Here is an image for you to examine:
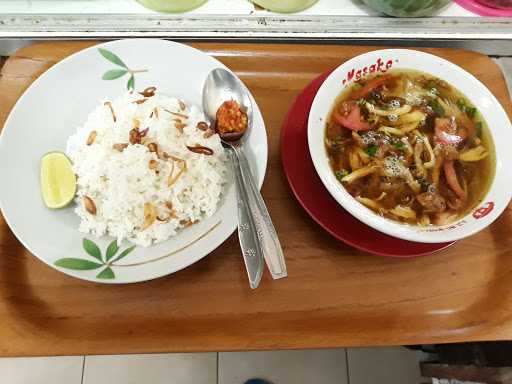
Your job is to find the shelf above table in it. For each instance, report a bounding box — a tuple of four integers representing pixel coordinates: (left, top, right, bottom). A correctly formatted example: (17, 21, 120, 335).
(1, 0, 511, 40)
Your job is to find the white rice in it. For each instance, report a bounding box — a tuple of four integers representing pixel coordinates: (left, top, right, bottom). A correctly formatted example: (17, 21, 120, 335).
(66, 90, 227, 247)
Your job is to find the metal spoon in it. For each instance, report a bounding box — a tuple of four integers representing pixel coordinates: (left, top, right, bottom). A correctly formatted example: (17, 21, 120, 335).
(203, 68, 287, 288)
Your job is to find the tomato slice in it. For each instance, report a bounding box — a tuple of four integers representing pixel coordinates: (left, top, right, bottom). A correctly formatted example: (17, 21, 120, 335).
(351, 75, 391, 100)
(333, 103, 371, 132)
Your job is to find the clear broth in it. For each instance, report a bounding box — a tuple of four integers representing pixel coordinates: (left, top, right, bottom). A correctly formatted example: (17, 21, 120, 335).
(325, 69, 496, 226)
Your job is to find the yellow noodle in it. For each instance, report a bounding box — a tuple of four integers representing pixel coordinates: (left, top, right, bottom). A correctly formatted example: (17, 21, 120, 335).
(460, 146, 488, 162)
(378, 126, 404, 136)
(356, 196, 382, 211)
(399, 111, 426, 125)
(400, 121, 420, 134)
(365, 102, 412, 117)
(422, 135, 436, 169)
(342, 165, 378, 183)
(389, 205, 417, 220)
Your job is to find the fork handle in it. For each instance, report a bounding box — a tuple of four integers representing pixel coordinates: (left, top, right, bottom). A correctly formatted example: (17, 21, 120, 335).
(228, 149, 264, 289)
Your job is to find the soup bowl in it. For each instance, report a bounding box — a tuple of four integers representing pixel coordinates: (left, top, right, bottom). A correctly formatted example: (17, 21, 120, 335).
(308, 49, 512, 243)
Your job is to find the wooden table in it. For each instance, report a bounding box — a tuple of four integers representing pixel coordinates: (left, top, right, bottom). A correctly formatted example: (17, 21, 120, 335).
(0, 42, 511, 357)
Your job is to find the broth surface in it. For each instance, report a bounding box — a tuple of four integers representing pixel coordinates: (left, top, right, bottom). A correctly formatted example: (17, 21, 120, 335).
(325, 69, 495, 226)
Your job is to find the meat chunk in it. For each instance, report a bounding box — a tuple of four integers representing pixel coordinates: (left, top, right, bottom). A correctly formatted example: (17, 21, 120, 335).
(447, 196, 464, 210)
(440, 144, 459, 161)
(327, 122, 343, 138)
(416, 191, 446, 213)
(434, 117, 467, 146)
(444, 160, 466, 201)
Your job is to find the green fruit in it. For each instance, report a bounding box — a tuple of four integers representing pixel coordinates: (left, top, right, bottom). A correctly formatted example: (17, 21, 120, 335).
(251, 0, 319, 13)
(137, 0, 208, 12)
(40, 151, 76, 209)
(361, 0, 451, 17)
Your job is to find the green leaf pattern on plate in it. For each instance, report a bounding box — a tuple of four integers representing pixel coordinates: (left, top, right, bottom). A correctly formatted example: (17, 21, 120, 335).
(102, 69, 128, 80)
(83, 238, 102, 261)
(98, 48, 146, 91)
(111, 245, 136, 263)
(55, 258, 103, 270)
(127, 75, 135, 91)
(55, 238, 136, 280)
(98, 48, 127, 68)
(106, 240, 119, 262)
(96, 267, 115, 280)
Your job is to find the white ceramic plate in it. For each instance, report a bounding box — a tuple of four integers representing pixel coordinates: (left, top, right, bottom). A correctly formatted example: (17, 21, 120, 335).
(308, 49, 512, 243)
(0, 39, 267, 283)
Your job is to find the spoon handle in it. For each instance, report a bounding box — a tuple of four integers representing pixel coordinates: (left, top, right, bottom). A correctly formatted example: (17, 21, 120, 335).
(232, 146, 287, 280)
(229, 149, 264, 289)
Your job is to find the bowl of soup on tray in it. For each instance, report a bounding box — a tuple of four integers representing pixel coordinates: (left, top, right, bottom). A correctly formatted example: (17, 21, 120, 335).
(308, 49, 512, 243)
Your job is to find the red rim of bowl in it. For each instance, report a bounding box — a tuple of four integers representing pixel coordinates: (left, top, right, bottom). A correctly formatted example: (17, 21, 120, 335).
(453, 0, 512, 16)
(280, 69, 455, 258)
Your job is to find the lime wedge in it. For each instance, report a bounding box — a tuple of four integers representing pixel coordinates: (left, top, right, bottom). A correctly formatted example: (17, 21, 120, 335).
(40, 151, 76, 209)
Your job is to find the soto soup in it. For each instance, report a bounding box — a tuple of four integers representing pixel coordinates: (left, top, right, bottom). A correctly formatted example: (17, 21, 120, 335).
(325, 69, 495, 226)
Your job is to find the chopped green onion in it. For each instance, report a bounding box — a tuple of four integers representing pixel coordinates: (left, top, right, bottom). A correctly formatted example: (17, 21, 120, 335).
(457, 98, 477, 117)
(475, 122, 483, 137)
(429, 99, 445, 117)
(335, 170, 348, 181)
(393, 141, 406, 151)
(427, 82, 439, 96)
(365, 145, 378, 157)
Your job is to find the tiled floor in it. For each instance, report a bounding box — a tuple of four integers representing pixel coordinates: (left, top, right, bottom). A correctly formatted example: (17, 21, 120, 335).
(83, 353, 217, 384)
(219, 349, 349, 384)
(347, 347, 423, 384)
(0, 347, 424, 384)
